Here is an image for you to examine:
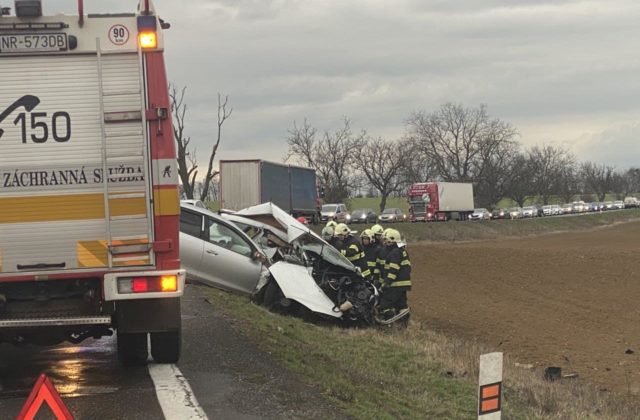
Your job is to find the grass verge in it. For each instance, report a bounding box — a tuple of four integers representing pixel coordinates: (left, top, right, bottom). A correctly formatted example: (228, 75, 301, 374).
(200, 287, 640, 419)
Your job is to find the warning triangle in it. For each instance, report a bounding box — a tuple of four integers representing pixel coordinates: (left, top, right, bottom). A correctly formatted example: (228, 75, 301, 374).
(17, 373, 74, 420)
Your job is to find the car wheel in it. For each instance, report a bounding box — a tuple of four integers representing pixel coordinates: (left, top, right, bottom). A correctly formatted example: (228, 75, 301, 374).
(263, 280, 284, 309)
(117, 331, 148, 366)
(151, 329, 181, 363)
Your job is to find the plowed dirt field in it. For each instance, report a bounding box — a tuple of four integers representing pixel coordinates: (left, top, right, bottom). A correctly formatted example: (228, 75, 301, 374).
(409, 220, 640, 394)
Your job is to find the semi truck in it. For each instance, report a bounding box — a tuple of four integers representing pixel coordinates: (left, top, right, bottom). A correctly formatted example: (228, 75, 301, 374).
(220, 159, 321, 223)
(408, 182, 474, 221)
(0, 0, 184, 365)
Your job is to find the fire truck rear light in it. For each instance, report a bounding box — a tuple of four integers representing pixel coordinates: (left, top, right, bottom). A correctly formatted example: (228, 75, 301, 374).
(139, 32, 157, 48)
(132, 277, 149, 292)
(117, 275, 180, 294)
(161, 275, 177, 292)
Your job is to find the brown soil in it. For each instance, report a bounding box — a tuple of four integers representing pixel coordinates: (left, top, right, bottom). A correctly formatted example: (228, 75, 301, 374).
(409, 220, 640, 395)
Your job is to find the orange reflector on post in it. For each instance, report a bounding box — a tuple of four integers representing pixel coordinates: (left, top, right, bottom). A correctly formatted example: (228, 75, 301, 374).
(161, 275, 178, 292)
(139, 31, 157, 48)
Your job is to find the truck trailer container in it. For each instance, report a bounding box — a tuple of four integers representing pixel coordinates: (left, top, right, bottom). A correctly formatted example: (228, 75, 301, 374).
(220, 159, 320, 222)
(408, 182, 474, 221)
(0, 0, 184, 365)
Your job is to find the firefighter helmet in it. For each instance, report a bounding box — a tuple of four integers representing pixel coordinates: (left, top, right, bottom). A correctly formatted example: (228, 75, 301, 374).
(360, 229, 373, 240)
(334, 223, 350, 237)
(384, 228, 401, 243)
(371, 224, 384, 236)
(321, 226, 334, 240)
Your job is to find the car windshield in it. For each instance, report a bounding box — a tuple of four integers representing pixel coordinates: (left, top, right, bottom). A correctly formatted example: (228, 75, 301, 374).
(322, 205, 337, 212)
(474, 208, 486, 212)
(509, 208, 519, 212)
(523, 207, 534, 210)
(299, 237, 355, 272)
(382, 208, 397, 214)
(351, 209, 365, 217)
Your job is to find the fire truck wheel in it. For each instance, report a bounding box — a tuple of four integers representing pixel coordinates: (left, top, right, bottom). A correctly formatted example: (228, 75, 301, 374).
(117, 331, 148, 366)
(151, 330, 181, 363)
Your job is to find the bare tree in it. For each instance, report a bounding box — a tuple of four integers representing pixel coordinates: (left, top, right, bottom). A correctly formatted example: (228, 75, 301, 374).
(406, 103, 518, 183)
(286, 118, 365, 203)
(200, 94, 232, 202)
(353, 137, 407, 212)
(581, 162, 616, 201)
(170, 88, 232, 201)
(528, 145, 574, 205)
(502, 153, 535, 207)
(396, 137, 437, 187)
(170, 85, 197, 199)
(474, 137, 520, 208)
(555, 161, 579, 203)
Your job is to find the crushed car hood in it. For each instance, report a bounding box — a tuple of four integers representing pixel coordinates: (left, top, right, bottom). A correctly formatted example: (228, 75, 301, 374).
(269, 262, 342, 318)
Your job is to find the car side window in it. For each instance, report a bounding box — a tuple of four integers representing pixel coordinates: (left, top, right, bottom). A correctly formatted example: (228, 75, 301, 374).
(180, 210, 202, 238)
(206, 218, 253, 258)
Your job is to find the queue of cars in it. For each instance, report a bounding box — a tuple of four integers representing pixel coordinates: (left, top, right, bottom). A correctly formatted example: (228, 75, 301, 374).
(321, 203, 407, 224)
(486, 199, 633, 220)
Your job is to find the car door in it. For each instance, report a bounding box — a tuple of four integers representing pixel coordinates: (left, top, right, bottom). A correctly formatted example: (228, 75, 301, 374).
(179, 209, 206, 281)
(199, 216, 263, 294)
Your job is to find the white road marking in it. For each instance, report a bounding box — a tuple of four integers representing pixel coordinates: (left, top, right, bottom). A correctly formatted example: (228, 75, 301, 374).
(148, 364, 208, 420)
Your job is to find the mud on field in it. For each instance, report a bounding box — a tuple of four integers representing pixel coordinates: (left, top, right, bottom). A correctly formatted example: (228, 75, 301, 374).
(409, 220, 640, 395)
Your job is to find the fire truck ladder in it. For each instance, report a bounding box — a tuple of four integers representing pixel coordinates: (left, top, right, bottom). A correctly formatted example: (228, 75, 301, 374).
(96, 39, 154, 269)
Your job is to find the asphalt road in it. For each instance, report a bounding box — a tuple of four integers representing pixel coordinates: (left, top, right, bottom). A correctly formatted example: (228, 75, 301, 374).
(0, 284, 345, 419)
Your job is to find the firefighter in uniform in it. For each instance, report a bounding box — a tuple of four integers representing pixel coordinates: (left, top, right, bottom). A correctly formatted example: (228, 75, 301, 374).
(334, 223, 366, 275)
(325, 220, 338, 229)
(370, 224, 384, 245)
(379, 228, 411, 317)
(359, 229, 379, 281)
(375, 227, 393, 281)
(321, 225, 336, 246)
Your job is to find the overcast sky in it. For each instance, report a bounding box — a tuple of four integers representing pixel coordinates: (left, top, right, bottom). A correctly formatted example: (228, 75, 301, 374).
(44, 0, 640, 170)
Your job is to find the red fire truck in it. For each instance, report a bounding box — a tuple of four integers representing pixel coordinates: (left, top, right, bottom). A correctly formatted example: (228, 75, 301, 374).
(0, 1, 184, 365)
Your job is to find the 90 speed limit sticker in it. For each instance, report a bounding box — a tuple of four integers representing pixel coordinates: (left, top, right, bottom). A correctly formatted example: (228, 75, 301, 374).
(108, 24, 130, 46)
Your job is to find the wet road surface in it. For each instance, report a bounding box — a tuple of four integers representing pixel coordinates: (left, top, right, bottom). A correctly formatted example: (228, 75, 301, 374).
(0, 284, 344, 419)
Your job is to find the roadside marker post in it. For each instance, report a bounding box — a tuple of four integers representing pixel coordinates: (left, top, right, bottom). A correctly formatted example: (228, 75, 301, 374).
(16, 373, 74, 420)
(478, 352, 503, 419)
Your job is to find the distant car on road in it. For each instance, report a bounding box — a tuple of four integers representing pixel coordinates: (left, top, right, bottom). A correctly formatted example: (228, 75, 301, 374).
(613, 200, 625, 210)
(378, 208, 406, 223)
(588, 202, 601, 212)
(349, 208, 378, 224)
(624, 197, 639, 208)
(561, 203, 574, 214)
(508, 207, 522, 219)
(491, 208, 508, 219)
(542, 205, 559, 216)
(320, 203, 350, 223)
(521, 206, 537, 218)
(469, 208, 491, 220)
